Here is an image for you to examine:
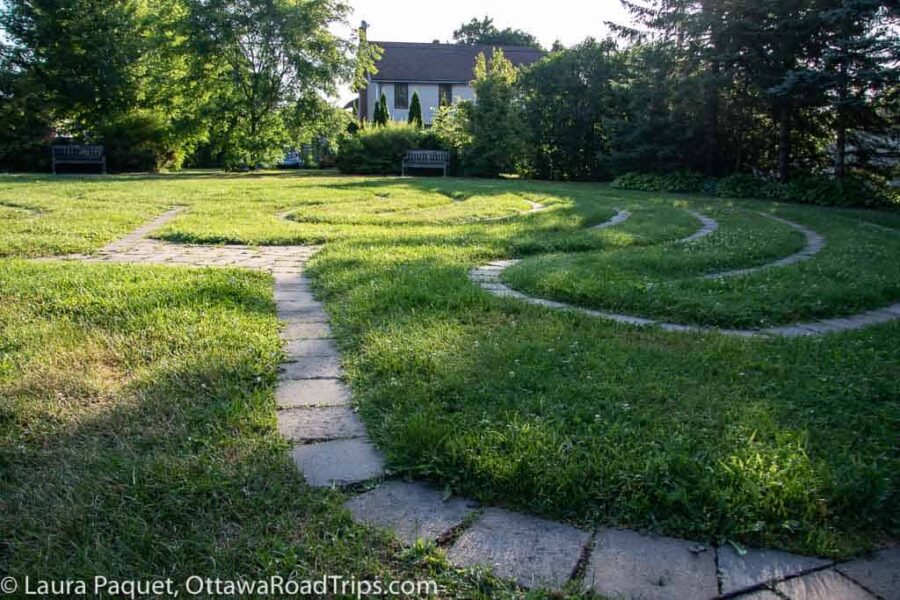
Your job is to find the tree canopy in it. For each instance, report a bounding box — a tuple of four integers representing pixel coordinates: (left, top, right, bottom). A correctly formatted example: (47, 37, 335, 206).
(453, 16, 541, 49)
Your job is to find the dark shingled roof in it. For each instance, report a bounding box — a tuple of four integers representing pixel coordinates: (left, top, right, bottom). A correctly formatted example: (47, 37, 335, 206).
(369, 42, 544, 83)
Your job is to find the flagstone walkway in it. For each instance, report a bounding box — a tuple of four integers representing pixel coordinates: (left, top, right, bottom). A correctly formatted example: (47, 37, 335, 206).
(56, 208, 897, 599)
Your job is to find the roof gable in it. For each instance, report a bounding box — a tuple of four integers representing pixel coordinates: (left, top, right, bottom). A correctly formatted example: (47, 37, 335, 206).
(369, 42, 544, 83)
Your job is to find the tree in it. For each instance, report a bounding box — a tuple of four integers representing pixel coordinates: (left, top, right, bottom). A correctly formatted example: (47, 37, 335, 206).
(373, 92, 389, 126)
(453, 16, 541, 49)
(407, 91, 423, 128)
(520, 39, 622, 180)
(0, 0, 146, 136)
(464, 49, 525, 176)
(812, 0, 899, 179)
(186, 0, 349, 165)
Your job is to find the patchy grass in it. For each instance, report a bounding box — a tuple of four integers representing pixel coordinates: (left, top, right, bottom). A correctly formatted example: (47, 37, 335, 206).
(1, 172, 898, 577)
(0, 259, 528, 598)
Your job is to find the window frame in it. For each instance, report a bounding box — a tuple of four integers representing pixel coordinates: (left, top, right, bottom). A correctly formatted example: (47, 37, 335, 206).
(438, 83, 453, 107)
(394, 83, 409, 110)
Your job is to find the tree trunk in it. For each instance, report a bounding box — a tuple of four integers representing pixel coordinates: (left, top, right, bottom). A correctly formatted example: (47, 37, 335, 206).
(777, 103, 792, 183)
(834, 63, 849, 181)
(705, 61, 720, 176)
(835, 114, 846, 181)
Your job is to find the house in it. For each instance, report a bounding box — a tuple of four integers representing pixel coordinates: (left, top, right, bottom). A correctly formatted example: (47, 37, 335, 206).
(358, 35, 544, 125)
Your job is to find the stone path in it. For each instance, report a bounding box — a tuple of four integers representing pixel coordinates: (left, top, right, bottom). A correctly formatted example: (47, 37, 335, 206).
(679, 210, 720, 243)
(469, 211, 900, 338)
(63, 208, 386, 488)
(478, 198, 548, 222)
(704, 213, 825, 279)
(594, 208, 632, 230)
(56, 209, 898, 598)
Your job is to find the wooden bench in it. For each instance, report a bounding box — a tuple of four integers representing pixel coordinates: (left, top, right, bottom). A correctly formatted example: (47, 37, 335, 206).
(402, 150, 449, 177)
(52, 145, 107, 174)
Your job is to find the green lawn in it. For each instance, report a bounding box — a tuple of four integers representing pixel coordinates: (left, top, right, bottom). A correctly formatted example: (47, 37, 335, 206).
(1, 173, 898, 590)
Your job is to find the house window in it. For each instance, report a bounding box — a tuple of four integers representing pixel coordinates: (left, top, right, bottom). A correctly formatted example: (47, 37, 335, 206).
(439, 84, 453, 107)
(394, 83, 409, 110)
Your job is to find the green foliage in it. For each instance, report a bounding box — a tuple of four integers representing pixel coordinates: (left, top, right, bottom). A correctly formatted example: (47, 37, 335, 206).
(612, 171, 707, 193)
(452, 16, 541, 49)
(463, 49, 525, 177)
(781, 173, 899, 208)
(352, 25, 382, 93)
(614, 171, 899, 208)
(715, 174, 775, 199)
(520, 39, 620, 180)
(373, 92, 390, 126)
(100, 110, 184, 172)
(407, 92, 423, 128)
(185, 0, 348, 166)
(335, 123, 445, 175)
(0, 0, 350, 171)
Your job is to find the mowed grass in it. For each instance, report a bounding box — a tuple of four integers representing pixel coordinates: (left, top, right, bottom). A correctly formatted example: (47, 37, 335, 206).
(1, 172, 898, 574)
(0, 259, 525, 598)
(505, 202, 900, 327)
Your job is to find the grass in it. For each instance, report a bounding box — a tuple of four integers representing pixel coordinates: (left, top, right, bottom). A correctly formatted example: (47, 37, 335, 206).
(0, 259, 525, 598)
(505, 202, 900, 327)
(1, 172, 898, 588)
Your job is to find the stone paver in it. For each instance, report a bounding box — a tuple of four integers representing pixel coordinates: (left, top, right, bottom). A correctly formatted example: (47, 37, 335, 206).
(718, 545, 831, 596)
(775, 569, 875, 600)
(836, 546, 900, 600)
(447, 508, 591, 591)
(285, 337, 339, 357)
(277, 406, 367, 441)
(291, 439, 386, 487)
(276, 378, 351, 408)
(280, 355, 342, 379)
(345, 481, 477, 545)
(582, 529, 718, 600)
(281, 321, 333, 340)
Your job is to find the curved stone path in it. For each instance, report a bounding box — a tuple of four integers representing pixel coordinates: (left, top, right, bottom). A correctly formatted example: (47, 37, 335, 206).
(704, 213, 825, 280)
(593, 208, 632, 230)
(679, 210, 720, 243)
(52, 208, 898, 598)
(477, 198, 548, 222)
(470, 210, 900, 338)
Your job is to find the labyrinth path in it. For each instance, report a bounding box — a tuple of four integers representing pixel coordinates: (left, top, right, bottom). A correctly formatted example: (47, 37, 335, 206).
(471, 207, 900, 337)
(53, 204, 898, 598)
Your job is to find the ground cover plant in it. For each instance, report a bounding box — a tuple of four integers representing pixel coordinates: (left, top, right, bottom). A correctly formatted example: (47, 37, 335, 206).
(1, 172, 898, 591)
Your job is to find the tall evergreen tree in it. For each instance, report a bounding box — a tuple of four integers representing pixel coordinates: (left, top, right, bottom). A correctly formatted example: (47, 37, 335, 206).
(407, 91, 423, 128)
(373, 92, 389, 126)
(812, 0, 899, 179)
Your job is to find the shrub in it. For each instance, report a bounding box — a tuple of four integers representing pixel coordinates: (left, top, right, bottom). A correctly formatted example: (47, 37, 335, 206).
(715, 174, 771, 198)
(622, 170, 900, 209)
(612, 171, 706, 193)
(408, 92, 423, 128)
(100, 110, 183, 172)
(336, 123, 446, 175)
(782, 173, 899, 208)
(373, 93, 390, 126)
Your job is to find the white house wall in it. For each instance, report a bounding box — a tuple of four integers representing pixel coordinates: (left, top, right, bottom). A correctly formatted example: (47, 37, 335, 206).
(367, 82, 475, 124)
